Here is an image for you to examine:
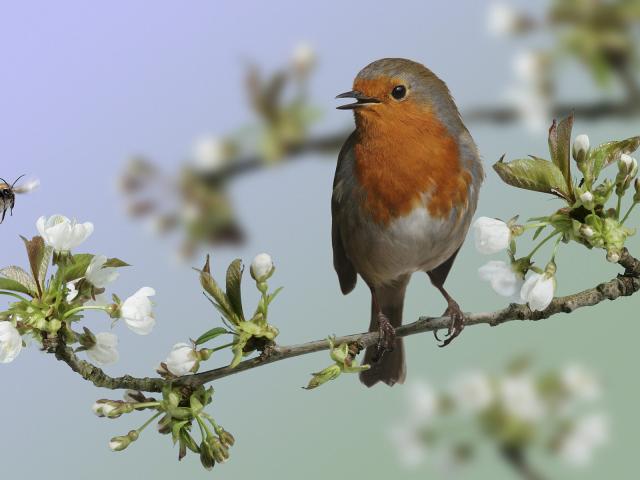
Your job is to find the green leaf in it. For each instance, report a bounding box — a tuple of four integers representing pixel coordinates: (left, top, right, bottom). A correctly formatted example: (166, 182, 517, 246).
(194, 327, 229, 346)
(61, 254, 94, 282)
(548, 114, 574, 196)
(590, 136, 640, 181)
(198, 255, 234, 321)
(104, 257, 130, 268)
(20, 235, 46, 295)
(267, 286, 284, 305)
(38, 246, 53, 289)
(0, 266, 37, 295)
(225, 259, 244, 321)
(532, 225, 546, 241)
(493, 156, 571, 200)
(0, 277, 34, 296)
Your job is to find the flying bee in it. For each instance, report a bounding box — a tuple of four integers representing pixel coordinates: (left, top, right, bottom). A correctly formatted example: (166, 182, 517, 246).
(0, 175, 39, 223)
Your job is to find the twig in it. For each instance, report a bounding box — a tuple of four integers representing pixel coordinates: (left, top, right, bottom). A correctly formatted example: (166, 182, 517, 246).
(51, 249, 640, 393)
(500, 445, 548, 480)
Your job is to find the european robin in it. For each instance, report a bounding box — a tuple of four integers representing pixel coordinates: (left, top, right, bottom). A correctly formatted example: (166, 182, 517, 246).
(332, 58, 484, 387)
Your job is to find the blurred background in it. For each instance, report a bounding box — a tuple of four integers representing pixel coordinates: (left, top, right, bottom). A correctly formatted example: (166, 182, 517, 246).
(1, 0, 639, 478)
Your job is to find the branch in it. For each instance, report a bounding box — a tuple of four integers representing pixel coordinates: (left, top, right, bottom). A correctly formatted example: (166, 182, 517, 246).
(53, 249, 640, 392)
(500, 445, 548, 480)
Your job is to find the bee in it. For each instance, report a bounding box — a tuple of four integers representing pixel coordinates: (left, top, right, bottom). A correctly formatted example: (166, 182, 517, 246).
(1, 175, 39, 223)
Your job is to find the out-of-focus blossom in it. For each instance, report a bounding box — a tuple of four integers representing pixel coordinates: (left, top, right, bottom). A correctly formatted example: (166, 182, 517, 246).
(291, 42, 316, 74)
(120, 287, 156, 335)
(36, 215, 94, 253)
(87, 332, 119, 365)
(559, 413, 609, 467)
(0, 322, 22, 363)
(164, 343, 198, 376)
(473, 217, 511, 254)
(520, 272, 555, 311)
(85, 255, 119, 288)
(450, 371, 494, 413)
(487, 2, 519, 36)
(389, 423, 427, 468)
(561, 364, 601, 402)
(408, 381, 439, 423)
(478, 260, 523, 301)
(499, 375, 544, 422)
(506, 51, 550, 132)
(192, 135, 229, 172)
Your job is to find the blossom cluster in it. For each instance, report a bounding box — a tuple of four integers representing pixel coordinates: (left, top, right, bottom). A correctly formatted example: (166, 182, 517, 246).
(475, 116, 639, 310)
(0, 214, 155, 365)
(390, 360, 609, 473)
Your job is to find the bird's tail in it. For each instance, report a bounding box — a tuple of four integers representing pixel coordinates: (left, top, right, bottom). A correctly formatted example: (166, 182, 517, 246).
(360, 282, 408, 387)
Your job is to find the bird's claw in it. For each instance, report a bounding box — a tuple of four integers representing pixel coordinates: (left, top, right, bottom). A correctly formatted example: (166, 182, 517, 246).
(438, 301, 465, 348)
(373, 313, 395, 363)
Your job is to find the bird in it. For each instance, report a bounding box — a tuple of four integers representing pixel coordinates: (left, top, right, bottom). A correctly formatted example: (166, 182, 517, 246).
(332, 58, 484, 387)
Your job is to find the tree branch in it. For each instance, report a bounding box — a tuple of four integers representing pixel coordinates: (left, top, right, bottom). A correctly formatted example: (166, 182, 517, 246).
(52, 249, 640, 393)
(199, 101, 640, 186)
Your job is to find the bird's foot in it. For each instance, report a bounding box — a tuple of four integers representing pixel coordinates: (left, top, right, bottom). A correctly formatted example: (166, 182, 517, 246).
(373, 313, 395, 363)
(437, 299, 465, 348)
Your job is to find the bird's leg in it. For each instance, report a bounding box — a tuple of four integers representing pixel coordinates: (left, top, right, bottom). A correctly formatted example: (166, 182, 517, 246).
(369, 286, 396, 362)
(433, 283, 465, 348)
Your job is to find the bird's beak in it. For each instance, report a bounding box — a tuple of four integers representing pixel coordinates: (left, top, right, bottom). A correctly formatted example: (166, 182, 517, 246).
(335, 90, 380, 110)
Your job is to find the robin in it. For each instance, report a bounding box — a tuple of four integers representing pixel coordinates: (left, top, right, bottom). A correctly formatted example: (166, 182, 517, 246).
(332, 58, 484, 387)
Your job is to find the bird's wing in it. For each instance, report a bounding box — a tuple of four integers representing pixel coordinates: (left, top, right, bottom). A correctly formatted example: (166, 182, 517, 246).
(332, 131, 358, 295)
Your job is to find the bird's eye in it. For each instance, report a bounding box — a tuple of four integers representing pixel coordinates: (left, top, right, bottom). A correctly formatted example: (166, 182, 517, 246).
(391, 85, 407, 100)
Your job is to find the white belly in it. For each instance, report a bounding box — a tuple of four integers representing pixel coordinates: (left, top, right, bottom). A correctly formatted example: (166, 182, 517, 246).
(344, 205, 469, 285)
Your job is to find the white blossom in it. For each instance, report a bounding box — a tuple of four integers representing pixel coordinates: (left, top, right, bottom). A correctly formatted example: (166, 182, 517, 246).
(0, 322, 22, 363)
(559, 413, 609, 467)
(36, 215, 93, 253)
(450, 371, 494, 413)
(478, 261, 524, 301)
(561, 364, 601, 402)
(87, 332, 119, 365)
(520, 272, 555, 311)
(120, 287, 156, 335)
(487, 2, 519, 36)
(473, 216, 511, 254)
(250, 253, 275, 282)
(66, 281, 79, 303)
(85, 255, 119, 288)
(499, 375, 544, 422)
(165, 342, 198, 376)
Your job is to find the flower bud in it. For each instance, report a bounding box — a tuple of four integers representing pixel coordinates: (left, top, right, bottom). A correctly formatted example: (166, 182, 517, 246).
(200, 441, 216, 470)
(619, 154, 634, 172)
(109, 430, 138, 452)
(250, 253, 275, 282)
(208, 437, 230, 463)
(606, 249, 620, 263)
(573, 134, 589, 162)
(580, 225, 594, 238)
(580, 191, 595, 210)
(217, 428, 235, 447)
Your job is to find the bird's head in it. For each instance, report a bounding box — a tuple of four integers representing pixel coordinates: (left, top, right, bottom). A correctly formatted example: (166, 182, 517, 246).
(336, 58, 456, 130)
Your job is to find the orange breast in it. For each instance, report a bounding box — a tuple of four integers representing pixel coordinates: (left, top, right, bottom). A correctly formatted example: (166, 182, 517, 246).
(353, 101, 472, 225)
